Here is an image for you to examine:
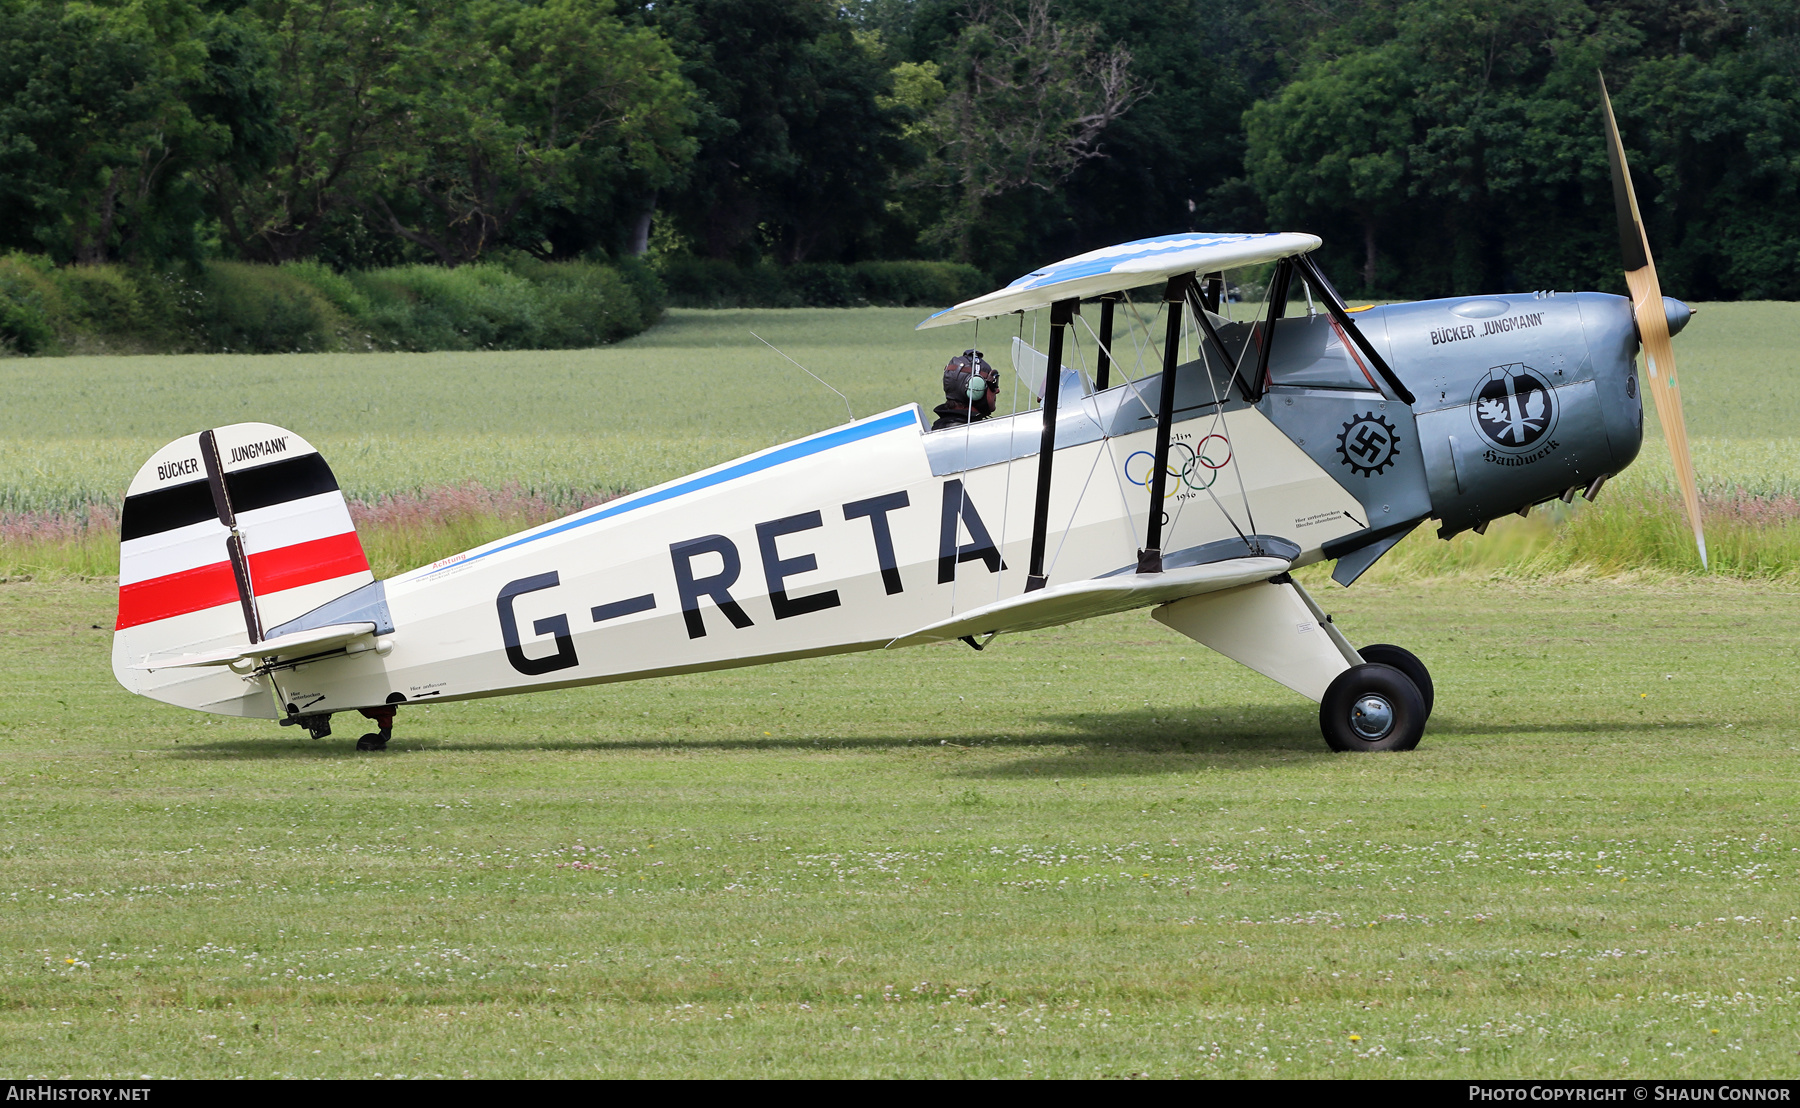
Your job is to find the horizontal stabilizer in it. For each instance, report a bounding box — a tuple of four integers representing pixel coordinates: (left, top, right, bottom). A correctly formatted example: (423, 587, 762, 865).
(886, 557, 1290, 649)
(133, 621, 381, 671)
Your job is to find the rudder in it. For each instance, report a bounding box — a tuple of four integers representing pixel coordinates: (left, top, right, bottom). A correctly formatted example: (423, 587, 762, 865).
(113, 423, 373, 716)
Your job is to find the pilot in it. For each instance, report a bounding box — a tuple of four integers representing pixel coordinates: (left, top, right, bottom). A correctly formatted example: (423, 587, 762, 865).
(931, 349, 1000, 431)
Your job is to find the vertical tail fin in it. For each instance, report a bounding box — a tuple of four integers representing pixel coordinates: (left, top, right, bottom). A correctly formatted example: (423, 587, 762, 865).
(113, 423, 372, 716)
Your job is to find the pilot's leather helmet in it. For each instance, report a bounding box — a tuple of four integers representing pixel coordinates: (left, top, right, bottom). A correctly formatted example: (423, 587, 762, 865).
(942, 349, 999, 413)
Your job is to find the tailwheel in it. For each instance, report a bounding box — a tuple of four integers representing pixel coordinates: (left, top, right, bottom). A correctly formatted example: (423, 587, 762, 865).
(1319, 663, 1425, 752)
(1357, 643, 1433, 719)
(355, 705, 396, 752)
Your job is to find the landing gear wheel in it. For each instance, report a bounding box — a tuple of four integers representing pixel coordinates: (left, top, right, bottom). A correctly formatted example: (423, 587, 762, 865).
(354, 705, 397, 751)
(1358, 643, 1433, 719)
(1319, 663, 1425, 753)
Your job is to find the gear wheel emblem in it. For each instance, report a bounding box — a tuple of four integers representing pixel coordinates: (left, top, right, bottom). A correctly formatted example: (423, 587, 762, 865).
(1337, 413, 1400, 477)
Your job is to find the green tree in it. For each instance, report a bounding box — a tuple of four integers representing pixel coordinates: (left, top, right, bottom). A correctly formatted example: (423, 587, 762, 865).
(368, 0, 695, 266)
(1242, 0, 1800, 299)
(656, 0, 912, 263)
(202, 0, 427, 265)
(864, 0, 1259, 280)
(910, 0, 1141, 264)
(1615, 10, 1800, 299)
(1244, 44, 1417, 292)
(1051, 0, 1260, 255)
(0, 0, 276, 264)
(202, 0, 695, 268)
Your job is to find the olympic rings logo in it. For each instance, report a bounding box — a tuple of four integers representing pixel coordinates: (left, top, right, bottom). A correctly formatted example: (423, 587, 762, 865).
(1124, 435, 1232, 497)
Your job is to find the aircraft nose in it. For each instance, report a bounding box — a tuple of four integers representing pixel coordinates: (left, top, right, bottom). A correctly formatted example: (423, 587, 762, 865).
(1575, 291, 1647, 480)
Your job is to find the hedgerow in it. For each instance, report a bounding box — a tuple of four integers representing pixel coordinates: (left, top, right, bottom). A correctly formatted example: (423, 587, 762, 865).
(0, 253, 664, 356)
(658, 258, 987, 309)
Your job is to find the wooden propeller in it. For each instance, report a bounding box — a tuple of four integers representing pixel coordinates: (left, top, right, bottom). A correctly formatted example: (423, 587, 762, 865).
(1600, 74, 1707, 569)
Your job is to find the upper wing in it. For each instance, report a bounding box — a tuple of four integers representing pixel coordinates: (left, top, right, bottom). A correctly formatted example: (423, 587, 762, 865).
(884, 556, 1291, 648)
(916, 232, 1321, 330)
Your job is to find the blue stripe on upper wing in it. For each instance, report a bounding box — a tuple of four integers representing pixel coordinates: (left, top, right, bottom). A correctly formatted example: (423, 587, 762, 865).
(1004, 233, 1270, 291)
(410, 407, 923, 578)
(916, 232, 1281, 327)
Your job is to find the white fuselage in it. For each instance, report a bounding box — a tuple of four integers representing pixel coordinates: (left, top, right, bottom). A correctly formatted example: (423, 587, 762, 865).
(255, 387, 1368, 718)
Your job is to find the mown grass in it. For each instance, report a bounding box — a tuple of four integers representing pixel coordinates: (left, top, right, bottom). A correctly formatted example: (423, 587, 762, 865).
(3, 576, 1798, 1077)
(4, 303, 1800, 1077)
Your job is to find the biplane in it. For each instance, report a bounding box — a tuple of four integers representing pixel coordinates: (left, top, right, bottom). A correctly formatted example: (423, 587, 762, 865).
(112, 81, 1704, 753)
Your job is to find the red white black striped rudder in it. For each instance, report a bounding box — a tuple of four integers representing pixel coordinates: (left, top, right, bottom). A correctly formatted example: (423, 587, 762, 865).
(112, 423, 373, 718)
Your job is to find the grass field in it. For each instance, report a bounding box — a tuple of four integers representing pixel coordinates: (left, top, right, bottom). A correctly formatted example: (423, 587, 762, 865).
(4, 576, 1799, 1077)
(6, 301, 1800, 511)
(5, 302, 1800, 579)
(0, 308, 971, 516)
(4, 302, 1800, 1078)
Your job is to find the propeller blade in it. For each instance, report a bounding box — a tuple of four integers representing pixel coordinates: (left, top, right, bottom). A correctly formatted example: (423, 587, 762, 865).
(1600, 73, 1707, 569)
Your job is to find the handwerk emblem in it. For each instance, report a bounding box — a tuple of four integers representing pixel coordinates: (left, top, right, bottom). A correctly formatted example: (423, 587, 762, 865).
(1471, 364, 1557, 451)
(1336, 413, 1400, 477)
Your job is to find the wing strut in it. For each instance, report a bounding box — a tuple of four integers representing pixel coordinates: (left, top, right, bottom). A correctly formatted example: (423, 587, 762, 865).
(1025, 297, 1079, 591)
(1139, 273, 1194, 573)
(1184, 282, 1256, 401)
(1250, 260, 1293, 400)
(1200, 274, 1224, 313)
(1291, 255, 1416, 405)
(1093, 294, 1117, 390)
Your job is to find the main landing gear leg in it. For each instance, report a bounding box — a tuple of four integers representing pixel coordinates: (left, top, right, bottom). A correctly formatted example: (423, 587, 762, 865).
(356, 706, 396, 751)
(1151, 573, 1433, 752)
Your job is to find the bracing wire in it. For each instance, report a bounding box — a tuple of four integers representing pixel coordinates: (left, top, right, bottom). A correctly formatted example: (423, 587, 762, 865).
(1199, 298, 1261, 539)
(1072, 310, 1150, 554)
(1166, 304, 1250, 546)
(1186, 289, 1266, 537)
(1115, 292, 1190, 549)
(1069, 315, 1108, 434)
(994, 312, 1027, 601)
(1038, 321, 1108, 580)
(749, 332, 855, 423)
(1046, 435, 1109, 579)
(1099, 297, 1161, 421)
(1120, 291, 1168, 389)
(949, 318, 980, 614)
(1009, 308, 1126, 587)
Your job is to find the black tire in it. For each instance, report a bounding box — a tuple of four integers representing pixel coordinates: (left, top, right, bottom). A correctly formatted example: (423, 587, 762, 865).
(1319, 663, 1426, 753)
(1358, 643, 1433, 719)
(355, 732, 389, 752)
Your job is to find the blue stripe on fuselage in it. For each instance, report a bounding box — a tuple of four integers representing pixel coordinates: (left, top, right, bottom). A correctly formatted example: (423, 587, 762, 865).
(410, 407, 923, 578)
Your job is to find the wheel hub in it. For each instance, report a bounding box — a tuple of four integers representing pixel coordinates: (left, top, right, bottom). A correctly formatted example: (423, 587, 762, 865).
(1349, 694, 1394, 740)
